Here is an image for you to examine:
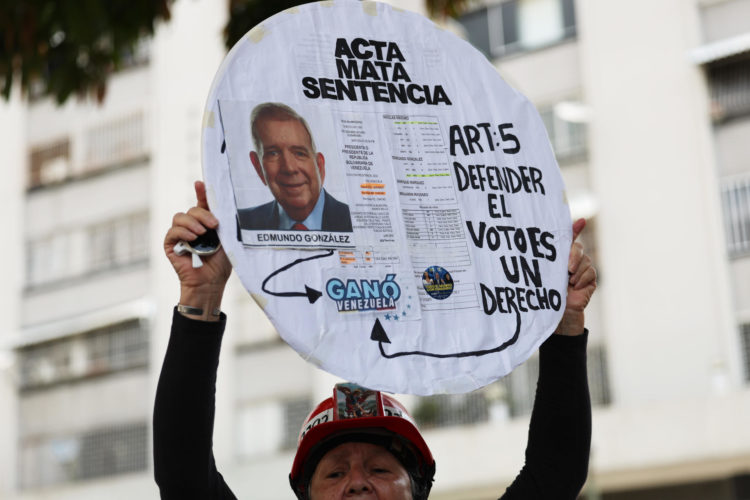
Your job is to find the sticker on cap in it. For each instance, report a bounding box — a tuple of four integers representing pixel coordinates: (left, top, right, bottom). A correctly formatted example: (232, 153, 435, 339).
(334, 383, 383, 420)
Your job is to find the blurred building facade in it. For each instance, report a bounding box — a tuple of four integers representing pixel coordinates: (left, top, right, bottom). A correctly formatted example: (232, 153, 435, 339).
(0, 0, 749, 499)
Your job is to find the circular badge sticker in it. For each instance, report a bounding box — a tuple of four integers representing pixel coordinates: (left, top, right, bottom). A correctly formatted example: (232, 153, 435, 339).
(202, 1, 572, 395)
(422, 266, 454, 300)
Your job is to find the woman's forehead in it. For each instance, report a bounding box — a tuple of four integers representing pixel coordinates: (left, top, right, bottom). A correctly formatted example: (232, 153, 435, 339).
(319, 441, 398, 464)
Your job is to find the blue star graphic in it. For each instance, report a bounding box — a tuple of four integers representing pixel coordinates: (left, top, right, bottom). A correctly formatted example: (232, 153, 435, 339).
(384, 313, 391, 320)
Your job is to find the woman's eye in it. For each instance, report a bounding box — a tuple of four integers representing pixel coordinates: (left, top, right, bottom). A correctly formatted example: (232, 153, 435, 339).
(326, 471, 344, 479)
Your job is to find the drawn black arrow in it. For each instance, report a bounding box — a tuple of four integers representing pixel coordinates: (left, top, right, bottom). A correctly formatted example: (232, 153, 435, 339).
(371, 308, 522, 359)
(261, 250, 334, 303)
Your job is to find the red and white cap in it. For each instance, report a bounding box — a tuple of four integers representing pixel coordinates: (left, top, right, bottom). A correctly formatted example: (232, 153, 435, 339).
(289, 383, 435, 500)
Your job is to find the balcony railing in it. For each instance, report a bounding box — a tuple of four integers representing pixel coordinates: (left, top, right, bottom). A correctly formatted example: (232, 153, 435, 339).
(19, 422, 147, 488)
(19, 319, 149, 390)
(721, 173, 750, 257)
(84, 112, 147, 171)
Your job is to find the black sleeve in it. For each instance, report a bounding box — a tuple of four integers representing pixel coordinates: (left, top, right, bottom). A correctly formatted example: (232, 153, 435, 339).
(500, 331, 591, 500)
(153, 308, 237, 499)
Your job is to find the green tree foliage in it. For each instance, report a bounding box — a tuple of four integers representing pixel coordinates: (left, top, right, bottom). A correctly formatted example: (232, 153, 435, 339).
(224, 0, 314, 50)
(0, 0, 172, 103)
(1, 0, 467, 104)
(223, 0, 469, 50)
(424, 0, 469, 19)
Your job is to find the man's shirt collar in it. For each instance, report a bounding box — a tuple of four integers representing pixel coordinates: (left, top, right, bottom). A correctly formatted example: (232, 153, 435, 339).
(278, 189, 325, 230)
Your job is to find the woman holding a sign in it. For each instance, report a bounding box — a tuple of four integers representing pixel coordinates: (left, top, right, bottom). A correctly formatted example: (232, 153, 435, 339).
(154, 181, 596, 499)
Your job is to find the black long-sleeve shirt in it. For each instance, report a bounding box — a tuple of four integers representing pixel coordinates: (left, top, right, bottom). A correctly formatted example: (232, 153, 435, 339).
(154, 309, 591, 499)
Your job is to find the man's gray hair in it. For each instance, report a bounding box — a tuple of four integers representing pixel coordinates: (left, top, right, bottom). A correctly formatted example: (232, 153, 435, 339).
(250, 102, 318, 157)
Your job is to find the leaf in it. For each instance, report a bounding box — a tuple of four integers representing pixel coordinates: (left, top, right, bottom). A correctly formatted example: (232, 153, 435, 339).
(0, 0, 174, 104)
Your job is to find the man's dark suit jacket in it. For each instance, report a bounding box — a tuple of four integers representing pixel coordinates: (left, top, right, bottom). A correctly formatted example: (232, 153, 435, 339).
(237, 190, 353, 232)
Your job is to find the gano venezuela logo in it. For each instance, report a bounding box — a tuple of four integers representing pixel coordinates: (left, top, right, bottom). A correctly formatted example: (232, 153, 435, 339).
(326, 274, 402, 312)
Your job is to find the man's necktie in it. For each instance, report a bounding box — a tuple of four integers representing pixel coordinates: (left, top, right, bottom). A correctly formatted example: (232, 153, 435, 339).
(292, 222, 308, 230)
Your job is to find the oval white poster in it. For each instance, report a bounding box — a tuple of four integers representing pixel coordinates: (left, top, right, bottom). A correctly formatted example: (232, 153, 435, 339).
(202, 0, 572, 395)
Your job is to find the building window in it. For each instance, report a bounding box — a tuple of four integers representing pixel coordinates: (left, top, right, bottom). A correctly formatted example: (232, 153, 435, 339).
(588, 343, 611, 405)
(741, 323, 750, 382)
(414, 342, 610, 427)
(458, 0, 577, 59)
(28, 139, 71, 189)
(26, 212, 149, 288)
(281, 397, 313, 450)
(709, 56, 750, 122)
(18, 319, 149, 390)
(88, 212, 150, 273)
(85, 112, 146, 171)
(19, 422, 147, 488)
(28, 114, 147, 190)
(78, 424, 148, 480)
(26, 233, 70, 287)
(502, 344, 610, 417)
(539, 103, 588, 163)
(721, 174, 750, 257)
(413, 391, 490, 429)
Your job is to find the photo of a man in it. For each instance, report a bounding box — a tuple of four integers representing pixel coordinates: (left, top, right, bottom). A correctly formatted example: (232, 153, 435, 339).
(237, 102, 353, 232)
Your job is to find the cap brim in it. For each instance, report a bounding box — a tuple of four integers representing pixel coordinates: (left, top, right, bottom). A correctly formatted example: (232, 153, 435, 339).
(290, 415, 433, 483)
